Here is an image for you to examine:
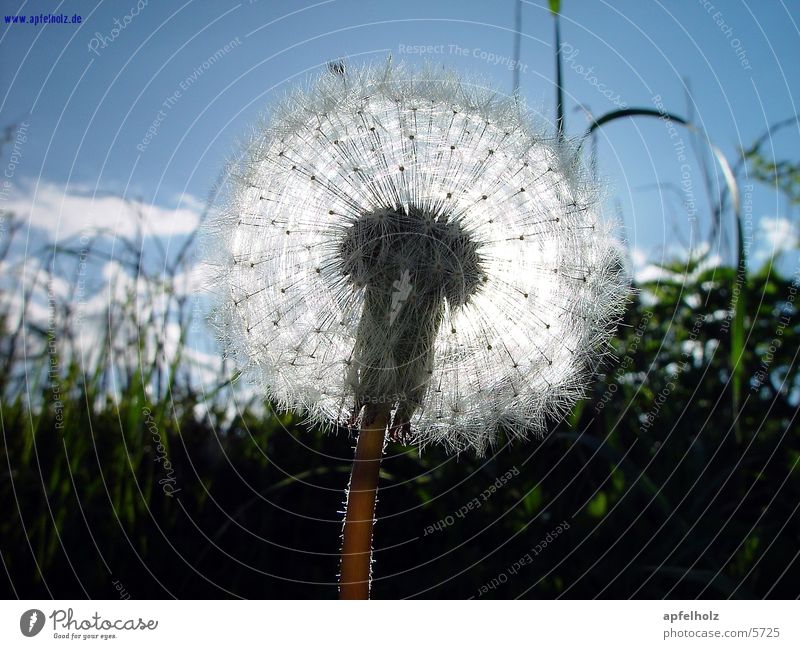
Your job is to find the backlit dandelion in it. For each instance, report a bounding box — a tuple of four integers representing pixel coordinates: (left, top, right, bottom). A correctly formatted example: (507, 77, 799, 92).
(204, 61, 628, 598)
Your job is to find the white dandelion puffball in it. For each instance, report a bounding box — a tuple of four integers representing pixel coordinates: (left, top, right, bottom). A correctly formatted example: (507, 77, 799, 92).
(206, 61, 628, 454)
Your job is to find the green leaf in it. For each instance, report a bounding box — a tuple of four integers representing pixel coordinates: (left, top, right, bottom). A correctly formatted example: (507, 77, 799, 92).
(522, 486, 542, 515)
(587, 491, 607, 518)
(730, 258, 746, 442)
(549, 0, 561, 15)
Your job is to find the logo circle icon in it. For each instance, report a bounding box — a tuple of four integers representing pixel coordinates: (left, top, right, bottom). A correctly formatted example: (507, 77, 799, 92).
(20, 609, 45, 637)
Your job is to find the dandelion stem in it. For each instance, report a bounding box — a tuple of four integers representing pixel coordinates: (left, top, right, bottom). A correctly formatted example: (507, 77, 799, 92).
(339, 404, 389, 599)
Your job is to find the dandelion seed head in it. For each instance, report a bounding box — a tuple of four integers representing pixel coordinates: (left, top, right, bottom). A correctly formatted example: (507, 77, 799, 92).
(204, 61, 629, 454)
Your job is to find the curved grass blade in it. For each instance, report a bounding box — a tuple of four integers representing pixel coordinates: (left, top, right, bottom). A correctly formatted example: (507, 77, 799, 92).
(580, 108, 745, 441)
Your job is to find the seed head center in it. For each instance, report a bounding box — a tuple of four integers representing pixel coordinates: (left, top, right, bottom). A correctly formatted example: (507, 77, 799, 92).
(339, 206, 484, 308)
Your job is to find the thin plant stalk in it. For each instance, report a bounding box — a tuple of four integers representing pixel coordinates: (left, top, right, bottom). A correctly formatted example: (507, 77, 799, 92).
(339, 405, 389, 599)
(512, 0, 522, 94)
(553, 9, 565, 141)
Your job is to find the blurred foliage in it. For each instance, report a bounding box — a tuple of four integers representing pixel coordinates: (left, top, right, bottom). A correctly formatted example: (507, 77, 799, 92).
(741, 115, 800, 205)
(1, 238, 798, 598)
(744, 149, 800, 204)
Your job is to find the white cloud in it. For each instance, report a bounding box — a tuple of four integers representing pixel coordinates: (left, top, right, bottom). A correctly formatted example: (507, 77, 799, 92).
(629, 246, 670, 283)
(628, 241, 728, 285)
(755, 216, 799, 261)
(6, 180, 201, 241)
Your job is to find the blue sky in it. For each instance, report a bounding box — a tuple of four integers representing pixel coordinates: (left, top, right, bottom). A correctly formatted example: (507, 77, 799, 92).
(1, 0, 798, 269)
